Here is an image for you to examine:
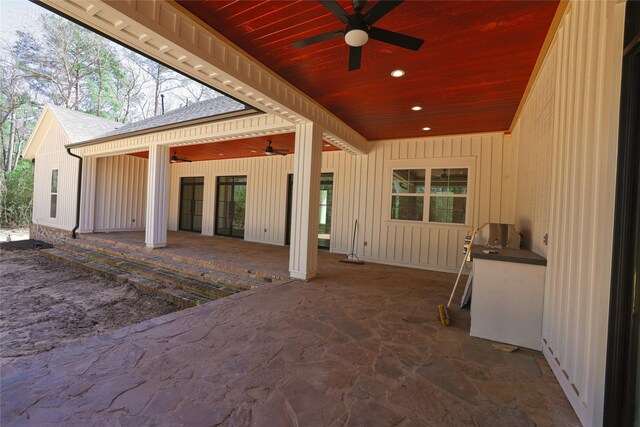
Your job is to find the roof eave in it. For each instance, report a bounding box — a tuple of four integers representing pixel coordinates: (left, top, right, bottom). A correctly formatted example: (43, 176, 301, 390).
(22, 105, 56, 160)
(65, 107, 261, 150)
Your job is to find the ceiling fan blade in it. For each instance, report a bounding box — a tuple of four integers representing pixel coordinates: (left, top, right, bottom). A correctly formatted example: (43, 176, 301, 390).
(369, 26, 424, 51)
(318, 0, 350, 24)
(363, 0, 404, 26)
(348, 46, 362, 71)
(292, 30, 343, 48)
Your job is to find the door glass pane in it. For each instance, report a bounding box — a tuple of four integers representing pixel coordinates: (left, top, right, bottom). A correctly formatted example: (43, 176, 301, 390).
(181, 214, 192, 230)
(232, 184, 246, 238)
(181, 199, 192, 215)
(182, 185, 193, 200)
(216, 176, 247, 238)
(194, 200, 203, 215)
(194, 185, 204, 201)
(192, 215, 202, 232)
(318, 173, 333, 249)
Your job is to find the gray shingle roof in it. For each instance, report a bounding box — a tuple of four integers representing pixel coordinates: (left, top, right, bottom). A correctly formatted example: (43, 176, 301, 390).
(48, 104, 123, 144)
(97, 96, 247, 140)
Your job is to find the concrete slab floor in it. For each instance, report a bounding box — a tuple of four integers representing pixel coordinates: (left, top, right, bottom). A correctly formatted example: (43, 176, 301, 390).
(84, 231, 296, 279)
(0, 252, 579, 426)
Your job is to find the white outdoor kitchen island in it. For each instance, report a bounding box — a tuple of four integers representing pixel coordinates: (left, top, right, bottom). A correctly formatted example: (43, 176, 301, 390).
(469, 246, 547, 351)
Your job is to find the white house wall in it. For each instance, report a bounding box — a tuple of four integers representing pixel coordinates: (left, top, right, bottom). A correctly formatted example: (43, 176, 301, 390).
(94, 155, 148, 232)
(511, 1, 625, 425)
(169, 131, 512, 272)
(32, 117, 78, 231)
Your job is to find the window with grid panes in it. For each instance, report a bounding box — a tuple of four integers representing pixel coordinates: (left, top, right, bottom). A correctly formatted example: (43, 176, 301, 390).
(390, 167, 468, 224)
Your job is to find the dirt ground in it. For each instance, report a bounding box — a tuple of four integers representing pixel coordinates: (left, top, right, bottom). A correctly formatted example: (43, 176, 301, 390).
(0, 249, 179, 366)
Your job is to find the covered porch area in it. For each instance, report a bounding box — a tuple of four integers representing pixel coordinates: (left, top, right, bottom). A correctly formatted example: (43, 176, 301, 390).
(0, 243, 578, 426)
(80, 230, 337, 281)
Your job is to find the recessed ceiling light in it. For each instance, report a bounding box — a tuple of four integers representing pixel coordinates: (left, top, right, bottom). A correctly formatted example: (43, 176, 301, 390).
(422, 127, 431, 131)
(390, 69, 405, 78)
(250, 150, 257, 153)
(218, 153, 224, 156)
(411, 106, 422, 111)
(324, 144, 331, 147)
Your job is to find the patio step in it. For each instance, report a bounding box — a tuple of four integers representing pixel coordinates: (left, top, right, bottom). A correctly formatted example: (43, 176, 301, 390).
(65, 237, 271, 291)
(57, 242, 237, 298)
(79, 233, 289, 282)
(40, 247, 226, 309)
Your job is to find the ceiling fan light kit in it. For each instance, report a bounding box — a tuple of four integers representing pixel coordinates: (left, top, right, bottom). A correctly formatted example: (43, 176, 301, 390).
(292, 0, 424, 71)
(345, 28, 368, 47)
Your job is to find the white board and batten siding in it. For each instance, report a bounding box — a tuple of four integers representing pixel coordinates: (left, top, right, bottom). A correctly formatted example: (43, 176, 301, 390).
(511, 1, 625, 425)
(93, 155, 148, 232)
(168, 130, 513, 273)
(31, 115, 78, 231)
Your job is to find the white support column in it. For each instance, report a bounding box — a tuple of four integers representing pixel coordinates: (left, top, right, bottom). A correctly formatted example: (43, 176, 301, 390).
(145, 145, 170, 248)
(289, 122, 323, 280)
(78, 156, 97, 233)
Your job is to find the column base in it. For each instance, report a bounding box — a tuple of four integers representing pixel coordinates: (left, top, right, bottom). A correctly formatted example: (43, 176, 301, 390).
(289, 270, 317, 281)
(145, 242, 167, 249)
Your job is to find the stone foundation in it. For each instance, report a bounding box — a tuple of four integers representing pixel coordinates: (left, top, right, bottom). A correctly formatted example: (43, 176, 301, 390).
(29, 223, 73, 243)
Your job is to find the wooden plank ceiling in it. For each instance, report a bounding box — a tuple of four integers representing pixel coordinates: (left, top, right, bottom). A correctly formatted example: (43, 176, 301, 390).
(176, 0, 559, 140)
(129, 133, 339, 162)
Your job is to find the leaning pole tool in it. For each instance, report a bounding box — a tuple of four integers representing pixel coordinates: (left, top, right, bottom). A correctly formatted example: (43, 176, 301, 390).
(340, 219, 364, 264)
(438, 223, 487, 326)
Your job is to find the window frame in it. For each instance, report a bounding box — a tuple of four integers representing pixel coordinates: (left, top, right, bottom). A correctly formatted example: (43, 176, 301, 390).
(50, 168, 59, 219)
(387, 158, 475, 226)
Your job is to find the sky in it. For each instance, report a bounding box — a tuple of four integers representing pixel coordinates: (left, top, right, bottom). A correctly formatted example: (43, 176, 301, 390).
(0, 0, 43, 46)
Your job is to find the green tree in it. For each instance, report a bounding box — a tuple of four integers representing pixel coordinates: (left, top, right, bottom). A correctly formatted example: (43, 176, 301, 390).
(0, 54, 37, 173)
(11, 14, 127, 120)
(0, 159, 34, 227)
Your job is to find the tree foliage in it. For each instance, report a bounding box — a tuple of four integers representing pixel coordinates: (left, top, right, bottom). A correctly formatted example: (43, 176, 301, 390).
(0, 7, 218, 226)
(0, 160, 34, 227)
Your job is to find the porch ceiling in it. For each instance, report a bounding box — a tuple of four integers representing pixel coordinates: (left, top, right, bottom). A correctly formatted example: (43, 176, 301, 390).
(176, 0, 559, 140)
(128, 133, 340, 162)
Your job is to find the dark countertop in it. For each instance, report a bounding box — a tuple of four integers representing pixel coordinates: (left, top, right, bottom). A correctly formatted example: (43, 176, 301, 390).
(471, 246, 547, 266)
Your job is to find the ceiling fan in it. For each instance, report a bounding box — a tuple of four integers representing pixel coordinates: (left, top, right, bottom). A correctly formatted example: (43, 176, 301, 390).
(264, 140, 289, 156)
(170, 151, 192, 163)
(292, 0, 424, 71)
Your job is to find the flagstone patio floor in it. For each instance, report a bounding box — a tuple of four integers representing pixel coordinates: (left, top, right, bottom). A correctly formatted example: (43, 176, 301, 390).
(0, 235, 579, 426)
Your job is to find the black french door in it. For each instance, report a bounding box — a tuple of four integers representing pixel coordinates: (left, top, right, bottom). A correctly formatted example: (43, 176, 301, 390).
(215, 176, 247, 238)
(179, 177, 204, 232)
(285, 173, 333, 249)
